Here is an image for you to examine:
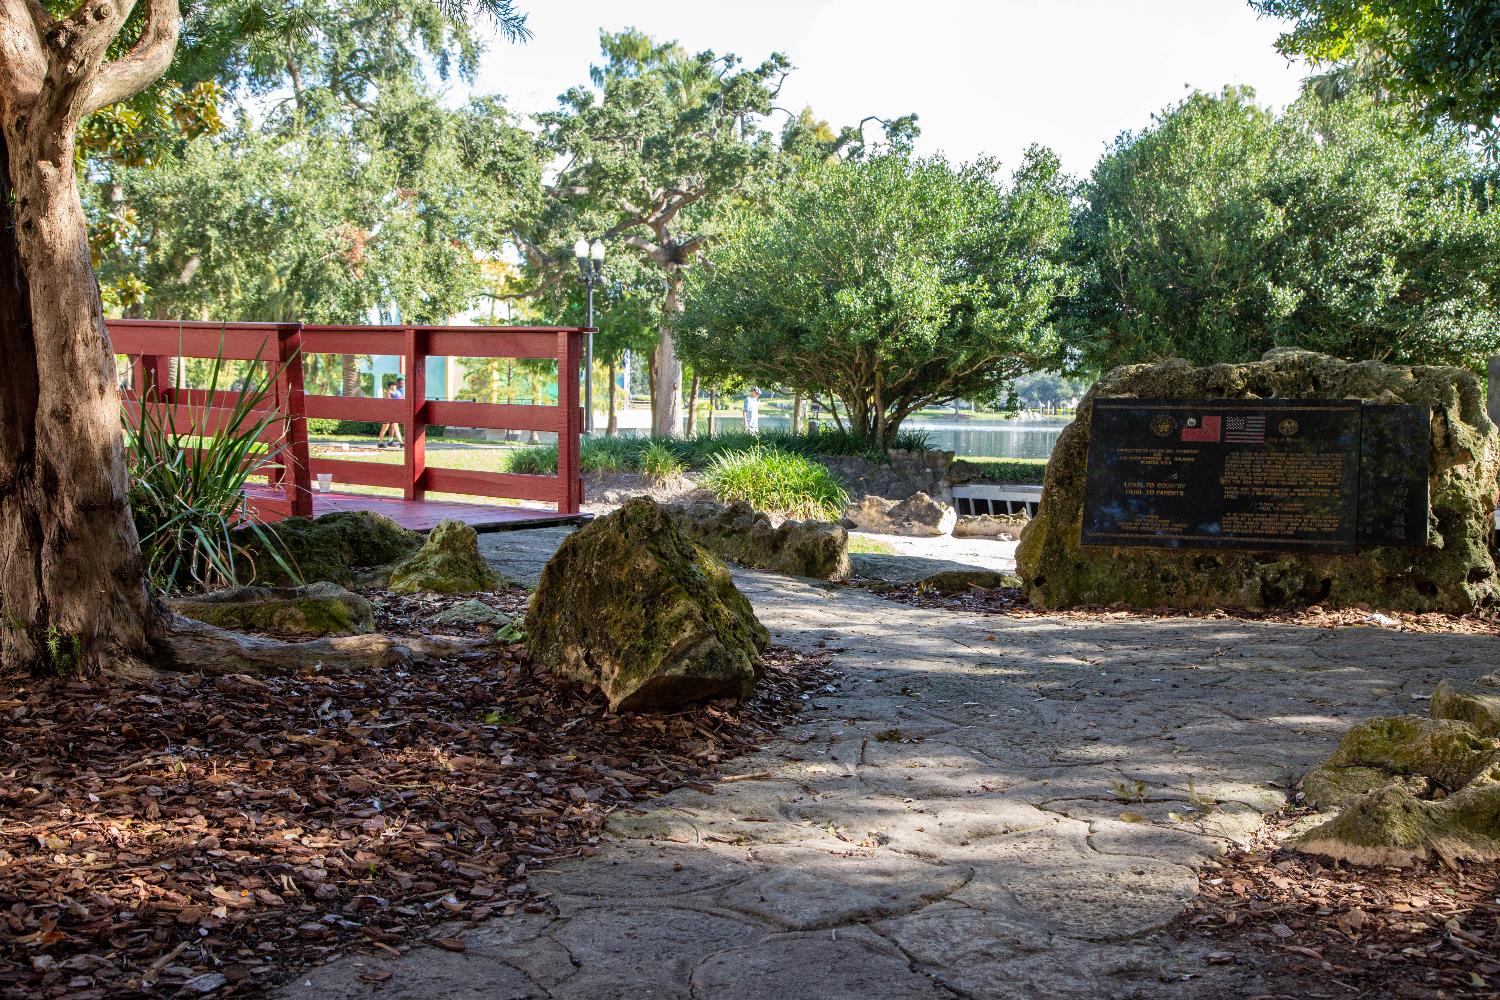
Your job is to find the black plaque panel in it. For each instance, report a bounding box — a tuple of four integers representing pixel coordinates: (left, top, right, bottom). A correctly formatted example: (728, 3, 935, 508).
(1357, 405, 1431, 548)
(1081, 399, 1362, 552)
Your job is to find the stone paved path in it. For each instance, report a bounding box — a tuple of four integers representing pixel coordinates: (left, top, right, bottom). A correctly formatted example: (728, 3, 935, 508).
(278, 529, 1500, 999)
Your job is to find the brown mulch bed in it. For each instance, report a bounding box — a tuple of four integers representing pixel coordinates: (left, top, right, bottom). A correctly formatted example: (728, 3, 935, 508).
(1171, 810, 1500, 998)
(857, 580, 1500, 636)
(0, 588, 832, 999)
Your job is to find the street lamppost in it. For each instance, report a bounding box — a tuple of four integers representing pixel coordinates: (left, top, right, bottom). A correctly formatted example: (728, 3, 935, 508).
(573, 238, 605, 433)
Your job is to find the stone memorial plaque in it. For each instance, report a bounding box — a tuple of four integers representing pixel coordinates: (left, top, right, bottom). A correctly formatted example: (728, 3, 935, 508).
(1357, 404, 1431, 547)
(1081, 399, 1363, 552)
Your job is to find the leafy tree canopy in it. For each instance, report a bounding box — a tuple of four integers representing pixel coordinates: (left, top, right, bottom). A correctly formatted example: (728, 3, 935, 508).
(1252, 0, 1500, 147)
(678, 149, 1077, 449)
(1066, 86, 1500, 373)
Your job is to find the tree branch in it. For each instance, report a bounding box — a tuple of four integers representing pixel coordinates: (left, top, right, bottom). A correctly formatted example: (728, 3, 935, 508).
(0, 0, 47, 104)
(84, 0, 181, 117)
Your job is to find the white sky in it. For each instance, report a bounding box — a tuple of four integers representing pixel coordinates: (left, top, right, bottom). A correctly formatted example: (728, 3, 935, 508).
(459, 0, 1313, 178)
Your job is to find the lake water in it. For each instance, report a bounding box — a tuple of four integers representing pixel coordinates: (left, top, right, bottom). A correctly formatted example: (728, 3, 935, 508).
(709, 414, 1067, 459)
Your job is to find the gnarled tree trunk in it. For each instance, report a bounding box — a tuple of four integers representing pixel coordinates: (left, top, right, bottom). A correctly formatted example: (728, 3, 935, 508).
(653, 272, 683, 437)
(0, 1, 181, 675)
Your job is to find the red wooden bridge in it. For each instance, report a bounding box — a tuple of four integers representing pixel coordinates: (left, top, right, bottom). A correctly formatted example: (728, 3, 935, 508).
(111, 319, 589, 532)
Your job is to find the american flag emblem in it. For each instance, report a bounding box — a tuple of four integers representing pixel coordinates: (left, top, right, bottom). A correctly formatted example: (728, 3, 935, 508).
(1225, 414, 1267, 443)
(1181, 415, 1222, 442)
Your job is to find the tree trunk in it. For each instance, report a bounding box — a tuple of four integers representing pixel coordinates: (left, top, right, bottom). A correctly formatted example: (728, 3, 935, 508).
(791, 393, 803, 435)
(341, 355, 360, 396)
(685, 371, 700, 437)
(1488, 355, 1499, 427)
(606, 359, 618, 436)
(653, 273, 684, 437)
(0, 128, 160, 675)
(647, 348, 658, 433)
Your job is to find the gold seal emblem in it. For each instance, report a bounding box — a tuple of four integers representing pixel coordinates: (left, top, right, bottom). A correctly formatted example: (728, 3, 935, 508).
(1278, 418, 1299, 437)
(1150, 415, 1177, 438)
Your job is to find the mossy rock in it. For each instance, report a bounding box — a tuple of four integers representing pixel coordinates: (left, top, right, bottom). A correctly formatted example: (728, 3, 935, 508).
(669, 500, 852, 582)
(233, 512, 420, 586)
(1431, 679, 1500, 738)
(1294, 684, 1500, 866)
(170, 582, 373, 638)
(388, 520, 502, 595)
(1296, 771, 1500, 866)
(916, 570, 1022, 595)
(1017, 350, 1498, 612)
(526, 497, 769, 712)
(1316, 714, 1495, 792)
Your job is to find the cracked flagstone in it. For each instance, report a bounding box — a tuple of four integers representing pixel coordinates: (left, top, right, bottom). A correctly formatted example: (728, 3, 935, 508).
(275, 528, 1500, 999)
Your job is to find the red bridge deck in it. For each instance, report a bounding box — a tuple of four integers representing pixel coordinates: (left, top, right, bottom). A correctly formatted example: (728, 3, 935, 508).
(243, 486, 585, 532)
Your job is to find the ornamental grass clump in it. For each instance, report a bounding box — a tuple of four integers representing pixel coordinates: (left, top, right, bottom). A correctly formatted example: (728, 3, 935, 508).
(126, 351, 297, 592)
(702, 445, 849, 520)
(635, 440, 686, 481)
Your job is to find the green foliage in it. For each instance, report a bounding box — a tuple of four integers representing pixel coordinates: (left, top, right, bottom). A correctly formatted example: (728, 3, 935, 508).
(1252, 0, 1500, 147)
(103, 85, 515, 325)
(636, 441, 686, 481)
(957, 457, 1049, 485)
(504, 444, 558, 476)
(1067, 87, 1500, 372)
(127, 353, 298, 592)
(700, 446, 850, 520)
(307, 418, 380, 436)
(679, 148, 1077, 449)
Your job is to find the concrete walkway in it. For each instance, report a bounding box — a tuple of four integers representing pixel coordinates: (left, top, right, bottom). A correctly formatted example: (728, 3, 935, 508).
(279, 529, 1500, 999)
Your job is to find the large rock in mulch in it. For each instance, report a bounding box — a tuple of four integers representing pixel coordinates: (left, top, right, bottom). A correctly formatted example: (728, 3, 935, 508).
(233, 511, 420, 586)
(388, 520, 503, 594)
(844, 492, 956, 537)
(952, 512, 1028, 541)
(915, 569, 1022, 595)
(668, 500, 852, 582)
(1294, 682, 1500, 865)
(525, 497, 769, 712)
(1018, 350, 1499, 613)
(170, 582, 374, 638)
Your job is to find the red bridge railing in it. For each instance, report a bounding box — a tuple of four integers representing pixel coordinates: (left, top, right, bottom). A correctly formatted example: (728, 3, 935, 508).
(110, 320, 586, 521)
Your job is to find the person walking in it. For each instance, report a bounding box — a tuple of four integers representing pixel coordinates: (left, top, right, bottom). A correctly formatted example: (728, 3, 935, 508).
(742, 386, 761, 434)
(377, 376, 406, 449)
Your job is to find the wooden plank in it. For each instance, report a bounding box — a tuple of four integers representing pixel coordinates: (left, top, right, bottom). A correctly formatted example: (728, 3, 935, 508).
(425, 328, 564, 360)
(421, 467, 560, 503)
(108, 324, 282, 361)
(309, 457, 409, 490)
(301, 326, 407, 355)
(404, 327, 426, 502)
(304, 394, 404, 422)
(122, 400, 287, 443)
(422, 399, 557, 432)
(278, 325, 313, 516)
(556, 330, 581, 513)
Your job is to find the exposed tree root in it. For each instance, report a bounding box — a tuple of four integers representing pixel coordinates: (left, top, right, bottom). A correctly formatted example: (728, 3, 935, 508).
(150, 614, 489, 676)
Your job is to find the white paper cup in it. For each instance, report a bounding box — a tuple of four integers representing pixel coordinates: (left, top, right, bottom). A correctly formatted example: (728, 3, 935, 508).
(316, 473, 333, 493)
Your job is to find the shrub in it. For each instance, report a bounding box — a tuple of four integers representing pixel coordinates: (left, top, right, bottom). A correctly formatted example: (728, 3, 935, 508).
(580, 436, 635, 473)
(307, 418, 380, 436)
(636, 440, 686, 481)
(960, 457, 1048, 484)
(505, 444, 558, 476)
(127, 353, 297, 592)
(701, 445, 849, 520)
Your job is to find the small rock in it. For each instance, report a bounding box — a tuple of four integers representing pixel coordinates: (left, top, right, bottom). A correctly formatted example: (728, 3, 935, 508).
(952, 513, 1029, 540)
(668, 500, 851, 581)
(915, 569, 1022, 595)
(432, 599, 512, 629)
(843, 492, 955, 537)
(388, 520, 503, 594)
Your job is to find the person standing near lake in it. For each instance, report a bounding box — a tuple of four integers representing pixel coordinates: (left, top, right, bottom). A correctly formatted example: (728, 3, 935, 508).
(743, 387, 761, 434)
(378, 376, 406, 449)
